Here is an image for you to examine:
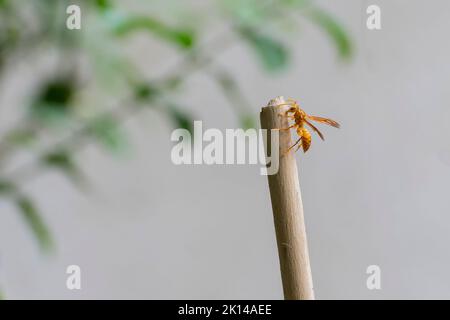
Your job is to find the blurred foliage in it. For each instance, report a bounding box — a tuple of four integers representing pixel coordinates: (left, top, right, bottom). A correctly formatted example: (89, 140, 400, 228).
(0, 179, 54, 253)
(167, 104, 195, 134)
(16, 196, 54, 253)
(0, 180, 15, 194)
(31, 77, 76, 121)
(239, 26, 289, 72)
(113, 15, 195, 49)
(88, 116, 128, 153)
(304, 7, 352, 59)
(42, 150, 84, 185)
(133, 83, 160, 102)
(94, 0, 112, 11)
(0, 0, 353, 293)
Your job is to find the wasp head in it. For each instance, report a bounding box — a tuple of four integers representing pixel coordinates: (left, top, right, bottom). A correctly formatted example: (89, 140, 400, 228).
(287, 106, 298, 114)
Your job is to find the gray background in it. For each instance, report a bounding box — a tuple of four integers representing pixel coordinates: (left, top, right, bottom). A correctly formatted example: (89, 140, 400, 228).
(1, 0, 450, 299)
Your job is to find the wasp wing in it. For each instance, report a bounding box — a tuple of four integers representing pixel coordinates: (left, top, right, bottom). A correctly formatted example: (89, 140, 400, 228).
(307, 115, 340, 128)
(304, 119, 325, 141)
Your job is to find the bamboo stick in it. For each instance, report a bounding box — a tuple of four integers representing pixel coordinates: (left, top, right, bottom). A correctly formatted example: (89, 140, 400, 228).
(260, 96, 314, 300)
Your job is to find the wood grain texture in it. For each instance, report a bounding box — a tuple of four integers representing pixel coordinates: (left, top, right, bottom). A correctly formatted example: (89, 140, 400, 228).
(260, 96, 314, 300)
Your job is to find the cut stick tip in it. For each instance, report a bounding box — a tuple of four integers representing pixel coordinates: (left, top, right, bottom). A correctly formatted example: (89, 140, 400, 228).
(261, 96, 287, 114)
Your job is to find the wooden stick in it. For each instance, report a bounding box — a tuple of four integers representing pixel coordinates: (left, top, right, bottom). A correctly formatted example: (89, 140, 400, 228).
(260, 96, 314, 300)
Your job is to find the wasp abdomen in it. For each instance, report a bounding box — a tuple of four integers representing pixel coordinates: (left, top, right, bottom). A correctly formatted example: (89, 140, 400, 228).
(301, 128, 311, 152)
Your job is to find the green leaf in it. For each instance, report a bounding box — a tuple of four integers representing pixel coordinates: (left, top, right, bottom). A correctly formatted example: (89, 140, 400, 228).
(113, 16, 195, 49)
(94, 0, 112, 11)
(221, 0, 269, 26)
(42, 150, 84, 185)
(239, 26, 289, 72)
(31, 78, 75, 121)
(0, 180, 15, 195)
(5, 128, 36, 147)
(89, 116, 128, 153)
(0, 0, 10, 8)
(134, 83, 159, 102)
(167, 105, 194, 134)
(37, 79, 74, 106)
(16, 196, 54, 253)
(305, 7, 352, 59)
(240, 114, 256, 129)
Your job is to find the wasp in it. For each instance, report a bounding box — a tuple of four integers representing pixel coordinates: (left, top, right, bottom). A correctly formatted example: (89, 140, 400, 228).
(274, 99, 340, 154)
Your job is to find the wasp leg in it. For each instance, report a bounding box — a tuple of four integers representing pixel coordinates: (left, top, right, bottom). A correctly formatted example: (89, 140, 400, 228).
(278, 111, 295, 118)
(273, 124, 296, 131)
(283, 137, 302, 156)
(278, 112, 294, 119)
(273, 103, 296, 115)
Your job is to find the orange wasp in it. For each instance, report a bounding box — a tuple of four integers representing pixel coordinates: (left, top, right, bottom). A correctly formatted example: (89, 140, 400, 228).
(275, 99, 340, 154)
